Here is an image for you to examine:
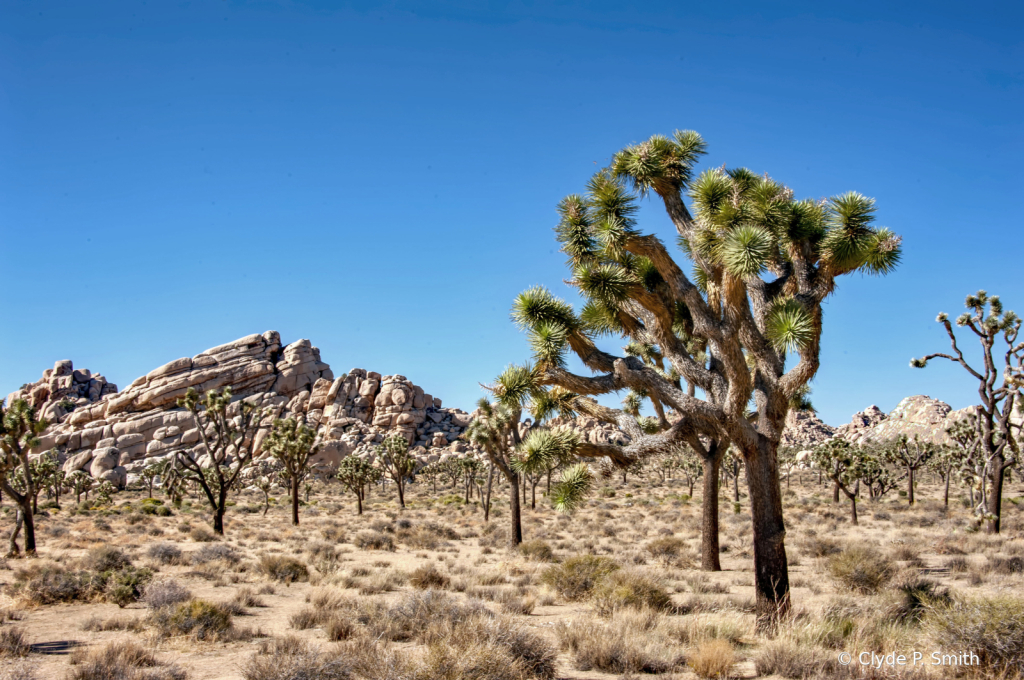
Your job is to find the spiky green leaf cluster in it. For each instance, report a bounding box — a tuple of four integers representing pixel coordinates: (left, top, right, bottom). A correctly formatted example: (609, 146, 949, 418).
(513, 428, 579, 475)
(765, 298, 816, 353)
(550, 462, 594, 514)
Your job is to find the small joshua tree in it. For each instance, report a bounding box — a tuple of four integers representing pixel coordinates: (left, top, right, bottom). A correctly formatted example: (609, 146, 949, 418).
(336, 455, 378, 515)
(912, 291, 1022, 533)
(176, 387, 272, 535)
(857, 449, 900, 501)
(254, 476, 273, 516)
(68, 470, 94, 504)
(419, 462, 441, 495)
(881, 435, 934, 506)
(811, 439, 867, 525)
(139, 461, 166, 499)
(263, 417, 320, 526)
(0, 399, 48, 556)
(377, 434, 415, 509)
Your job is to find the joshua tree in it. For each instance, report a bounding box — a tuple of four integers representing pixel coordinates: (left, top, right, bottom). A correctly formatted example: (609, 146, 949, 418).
(68, 470, 94, 504)
(32, 450, 63, 511)
(811, 439, 867, 524)
(945, 415, 985, 509)
(336, 455, 377, 515)
(912, 291, 1022, 532)
(857, 450, 900, 501)
(881, 435, 934, 506)
(176, 387, 272, 535)
(0, 399, 49, 556)
(254, 476, 273, 516)
(419, 462, 441, 495)
(439, 458, 463, 492)
(464, 396, 530, 546)
(459, 457, 483, 503)
(499, 129, 901, 624)
(139, 461, 165, 499)
(263, 417, 320, 526)
(377, 434, 415, 509)
(514, 428, 580, 511)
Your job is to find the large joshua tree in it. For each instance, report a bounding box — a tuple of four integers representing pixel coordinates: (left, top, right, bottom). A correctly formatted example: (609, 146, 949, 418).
(504, 129, 902, 625)
(0, 400, 48, 556)
(912, 291, 1022, 533)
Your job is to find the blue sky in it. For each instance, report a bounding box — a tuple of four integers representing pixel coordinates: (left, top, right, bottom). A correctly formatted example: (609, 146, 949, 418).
(2, 1, 1021, 427)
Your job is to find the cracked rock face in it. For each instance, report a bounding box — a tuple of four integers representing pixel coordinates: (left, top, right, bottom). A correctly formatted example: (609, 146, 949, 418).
(19, 331, 474, 488)
(832, 395, 972, 447)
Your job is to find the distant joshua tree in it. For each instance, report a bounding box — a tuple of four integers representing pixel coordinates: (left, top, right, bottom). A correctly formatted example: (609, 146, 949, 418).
(377, 434, 416, 509)
(263, 417, 320, 526)
(176, 387, 272, 535)
(335, 455, 378, 515)
(881, 435, 934, 506)
(912, 291, 1022, 533)
(0, 399, 48, 556)
(812, 439, 867, 525)
(492, 128, 902, 625)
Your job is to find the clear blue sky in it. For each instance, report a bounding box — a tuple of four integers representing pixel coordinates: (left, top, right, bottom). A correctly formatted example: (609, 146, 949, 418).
(2, 1, 1021, 427)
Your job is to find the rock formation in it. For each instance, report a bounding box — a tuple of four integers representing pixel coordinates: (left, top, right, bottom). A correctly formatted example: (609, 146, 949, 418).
(780, 410, 836, 448)
(833, 395, 973, 447)
(13, 332, 474, 489)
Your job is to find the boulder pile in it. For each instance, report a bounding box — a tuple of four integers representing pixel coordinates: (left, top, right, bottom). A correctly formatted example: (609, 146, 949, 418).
(13, 332, 474, 488)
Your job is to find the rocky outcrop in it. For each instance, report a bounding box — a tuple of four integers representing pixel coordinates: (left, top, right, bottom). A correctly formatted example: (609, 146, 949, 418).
(833, 395, 972, 447)
(780, 410, 836, 448)
(19, 331, 475, 488)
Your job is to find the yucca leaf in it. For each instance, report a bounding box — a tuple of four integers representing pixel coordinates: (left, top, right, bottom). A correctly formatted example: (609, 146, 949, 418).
(511, 286, 579, 333)
(551, 463, 594, 514)
(766, 298, 815, 353)
(721, 225, 772, 278)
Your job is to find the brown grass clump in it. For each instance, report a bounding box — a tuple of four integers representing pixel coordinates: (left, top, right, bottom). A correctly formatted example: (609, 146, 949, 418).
(539, 555, 619, 601)
(927, 594, 1024, 673)
(688, 639, 735, 679)
(419, 612, 556, 680)
(645, 536, 688, 564)
(353, 531, 395, 551)
(68, 639, 186, 680)
(242, 637, 352, 680)
(826, 546, 895, 593)
(409, 564, 451, 590)
(590, 570, 672, 616)
(0, 628, 29, 658)
(555, 610, 681, 674)
(754, 639, 837, 679)
(257, 555, 309, 583)
(144, 580, 192, 610)
(151, 599, 233, 640)
(517, 540, 555, 562)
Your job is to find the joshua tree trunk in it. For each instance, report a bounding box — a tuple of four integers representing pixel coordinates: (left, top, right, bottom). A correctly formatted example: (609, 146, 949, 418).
(213, 508, 225, 535)
(484, 465, 494, 522)
(508, 470, 523, 548)
(700, 454, 722, 571)
(743, 439, 790, 627)
(291, 477, 300, 526)
(907, 467, 915, 505)
(848, 491, 858, 525)
(8, 509, 24, 557)
(832, 480, 840, 503)
(988, 457, 1007, 534)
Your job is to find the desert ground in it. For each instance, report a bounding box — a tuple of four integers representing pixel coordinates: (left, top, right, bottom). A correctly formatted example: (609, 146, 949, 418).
(0, 471, 1021, 680)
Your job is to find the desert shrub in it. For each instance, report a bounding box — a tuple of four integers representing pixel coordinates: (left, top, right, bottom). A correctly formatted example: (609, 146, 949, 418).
(990, 555, 1024, 574)
(539, 555, 619, 601)
(152, 599, 232, 640)
(689, 639, 735, 679)
(888, 577, 952, 624)
(409, 564, 451, 590)
(289, 608, 322, 630)
(243, 646, 352, 680)
(498, 593, 536, 616)
(81, 614, 146, 632)
(827, 546, 895, 593)
(928, 595, 1024, 672)
(86, 546, 132, 572)
(353, 531, 395, 551)
(555, 612, 680, 674)
(68, 640, 185, 680)
(800, 536, 841, 558)
(189, 527, 217, 543)
(14, 565, 90, 604)
(144, 579, 193, 610)
(944, 556, 969, 573)
(646, 536, 687, 563)
(591, 570, 672, 616)
(326, 614, 356, 641)
(147, 543, 184, 565)
(360, 590, 489, 643)
(420, 613, 556, 680)
(102, 565, 154, 608)
(233, 587, 265, 608)
(192, 544, 238, 565)
(0, 629, 28, 658)
(669, 612, 750, 645)
(754, 640, 836, 679)
(258, 555, 309, 583)
(517, 540, 554, 562)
